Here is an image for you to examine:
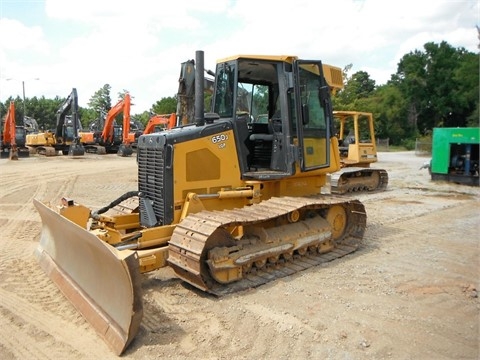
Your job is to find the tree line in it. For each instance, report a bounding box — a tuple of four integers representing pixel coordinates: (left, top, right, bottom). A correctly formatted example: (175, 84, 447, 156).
(1, 41, 478, 148)
(333, 41, 478, 147)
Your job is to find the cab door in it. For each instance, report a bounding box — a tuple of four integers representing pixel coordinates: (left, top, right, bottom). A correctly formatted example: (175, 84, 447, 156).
(293, 60, 332, 172)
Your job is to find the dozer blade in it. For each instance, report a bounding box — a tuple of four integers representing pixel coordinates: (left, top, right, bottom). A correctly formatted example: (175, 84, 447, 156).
(33, 199, 143, 355)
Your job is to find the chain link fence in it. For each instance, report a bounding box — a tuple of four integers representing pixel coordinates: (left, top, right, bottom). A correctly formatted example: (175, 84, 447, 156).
(376, 138, 389, 151)
(415, 139, 432, 156)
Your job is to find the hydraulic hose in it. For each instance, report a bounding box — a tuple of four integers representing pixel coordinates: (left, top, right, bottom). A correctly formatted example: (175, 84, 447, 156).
(91, 191, 141, 219)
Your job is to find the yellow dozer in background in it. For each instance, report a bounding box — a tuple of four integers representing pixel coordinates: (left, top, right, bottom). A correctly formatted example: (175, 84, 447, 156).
(318, 64, 388, 195)
(33, 51, 367, 355)
(327, 110, 388, 194)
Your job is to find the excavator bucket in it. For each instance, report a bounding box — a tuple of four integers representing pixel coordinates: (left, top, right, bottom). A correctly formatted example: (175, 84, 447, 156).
(33, 199, 143, 355)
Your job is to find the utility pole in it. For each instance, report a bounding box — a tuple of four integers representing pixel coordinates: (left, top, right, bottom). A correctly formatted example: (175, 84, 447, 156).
(22, 80, 26, 123)
(5, 78, 39, 124)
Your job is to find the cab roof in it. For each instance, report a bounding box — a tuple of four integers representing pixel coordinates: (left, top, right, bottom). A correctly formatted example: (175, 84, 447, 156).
(216, 54, 298, 64)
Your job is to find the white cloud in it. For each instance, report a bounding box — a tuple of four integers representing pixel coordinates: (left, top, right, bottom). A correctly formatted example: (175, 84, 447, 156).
(0, 18, 49, 83)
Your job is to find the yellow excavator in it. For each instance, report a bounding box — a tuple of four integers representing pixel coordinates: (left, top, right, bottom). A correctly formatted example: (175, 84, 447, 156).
(328, 110, 389, 194)
(33, 51, 367, 355)
(26, 88, 85, 156)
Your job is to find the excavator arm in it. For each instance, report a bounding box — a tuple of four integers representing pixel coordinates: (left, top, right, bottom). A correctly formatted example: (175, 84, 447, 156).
(120, 93, 131, 145)
(176, 58, 214, 126)
(143, 113, 176, 134)
(1, 101, 30, 159)
(100, 93, 133, 156)
(24, 116, 39, 133)
(2, 101, 16, 147)
(1, 101, 19, 159)
(101, 94, 130, 143)
(55, 89, 81, 140)
(54, 88, 85, 156)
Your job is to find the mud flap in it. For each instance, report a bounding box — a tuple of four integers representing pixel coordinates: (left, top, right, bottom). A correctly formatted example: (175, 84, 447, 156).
(33, 199, 143, 355)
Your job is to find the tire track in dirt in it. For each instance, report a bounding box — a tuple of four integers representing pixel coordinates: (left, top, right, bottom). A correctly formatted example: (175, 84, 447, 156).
(1, 152, 478, 359)
(0, 155, 136, 252)
(0, 171, 87, 348)
(0, 171, 78, 259)
(0, 288, 116, 359)
(208, 196, 479, 359)
(135, 180, 479, 359)
(390, 205, 478, 359)
(0, 155, 137, 360)
(310, 200, 480, 359)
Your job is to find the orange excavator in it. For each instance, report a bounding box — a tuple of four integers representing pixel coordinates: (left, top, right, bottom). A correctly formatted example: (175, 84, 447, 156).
(1, 101, 30, 159)
(143, 113, 176, 134)
(102, 93, 133, 156)
(80, 93, 134, 156)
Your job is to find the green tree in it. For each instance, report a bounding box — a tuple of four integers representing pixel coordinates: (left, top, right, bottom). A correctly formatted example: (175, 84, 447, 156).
(79, 107, 99, 129)
(117, 90, 134, 104)
(392, 41, 478, 132)
(135, 111, 152, 126)
(88, 84, 112, 115)
(391, 48, 428, 135)
(335, 70, 376, 110)
(152, 96, 177, 115)
(452, 50, 479, 127)
(371, 84, 411, 145)
(423, 41, 465, 128)
(26, 96, 64, 130)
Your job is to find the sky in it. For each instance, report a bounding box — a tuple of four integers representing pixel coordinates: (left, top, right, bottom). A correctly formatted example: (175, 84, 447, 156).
(0, 0, 478, 115)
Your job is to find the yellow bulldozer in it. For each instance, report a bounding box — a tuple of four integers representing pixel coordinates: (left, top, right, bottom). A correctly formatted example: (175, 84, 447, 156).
(328, 110, 389, 194)
(33, 51, 367, 355)
(317, 65, 388, 194)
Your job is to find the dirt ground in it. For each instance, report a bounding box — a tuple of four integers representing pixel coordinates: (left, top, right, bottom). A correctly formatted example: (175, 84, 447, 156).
(0, 151, 478, 360)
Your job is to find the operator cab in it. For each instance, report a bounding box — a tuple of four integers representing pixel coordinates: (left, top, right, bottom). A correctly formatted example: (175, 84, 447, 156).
(212, 55, 334, 180)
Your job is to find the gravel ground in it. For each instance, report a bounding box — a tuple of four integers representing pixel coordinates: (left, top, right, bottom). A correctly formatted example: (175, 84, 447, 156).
(0, 151, 478, 359)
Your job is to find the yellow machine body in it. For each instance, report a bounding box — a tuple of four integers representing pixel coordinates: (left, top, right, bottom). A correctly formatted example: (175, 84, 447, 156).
(34, 51, 367, 354)
(327, 110, 389, 194)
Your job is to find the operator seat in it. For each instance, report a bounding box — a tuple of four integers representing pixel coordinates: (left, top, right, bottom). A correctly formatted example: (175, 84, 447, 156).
(248, 112, 278, 169)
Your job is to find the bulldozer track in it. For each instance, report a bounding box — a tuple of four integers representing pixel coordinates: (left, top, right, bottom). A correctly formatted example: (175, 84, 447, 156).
(330, 168, 389, 194)
(206, 243, 359, 296)
(168, 196, 366, 296)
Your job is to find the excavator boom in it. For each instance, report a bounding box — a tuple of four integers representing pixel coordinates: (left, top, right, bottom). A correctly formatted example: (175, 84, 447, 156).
(60, 88, 85, 156)
(1, 101, 29, 159)
(2, 101, 16, 146)
(144, 113, 176, 134)
(100, 94, 133, 156)
(25, 88, 85, 156)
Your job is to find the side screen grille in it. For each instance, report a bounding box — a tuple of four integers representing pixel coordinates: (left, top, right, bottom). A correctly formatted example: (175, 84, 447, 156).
(137, 137, 167, 226)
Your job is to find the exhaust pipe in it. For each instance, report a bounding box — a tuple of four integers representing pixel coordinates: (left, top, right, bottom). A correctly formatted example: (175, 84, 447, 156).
(195, 50, 205, 126)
